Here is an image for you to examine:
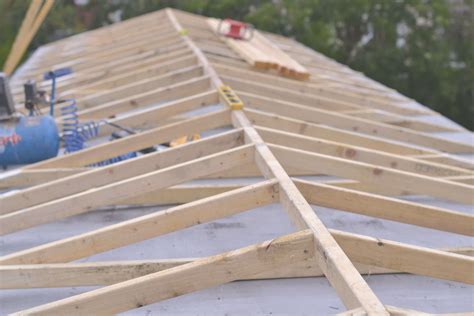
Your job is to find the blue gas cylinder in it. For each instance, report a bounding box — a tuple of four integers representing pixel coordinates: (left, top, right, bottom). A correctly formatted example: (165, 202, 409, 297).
(0, 115, 59, 167)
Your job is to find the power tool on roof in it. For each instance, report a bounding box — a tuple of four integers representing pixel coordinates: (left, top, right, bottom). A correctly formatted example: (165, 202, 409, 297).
(217, 19, 254, 40)
(0, 72, 60, 168)
(0, 69, 139, 168)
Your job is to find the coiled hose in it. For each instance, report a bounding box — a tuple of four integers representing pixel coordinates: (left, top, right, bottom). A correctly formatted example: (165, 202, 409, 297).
(60, 99, 136, 166)
(60, 99, 83, 153)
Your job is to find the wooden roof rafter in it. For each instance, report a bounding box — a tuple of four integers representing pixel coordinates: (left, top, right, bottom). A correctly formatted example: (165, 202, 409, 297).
(1, 7, 473, 315)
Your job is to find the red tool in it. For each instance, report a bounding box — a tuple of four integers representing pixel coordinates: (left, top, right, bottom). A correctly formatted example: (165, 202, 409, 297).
(217, 19, 254, 40)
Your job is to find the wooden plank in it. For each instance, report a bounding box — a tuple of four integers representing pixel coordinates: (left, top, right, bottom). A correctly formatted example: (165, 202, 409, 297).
(0, 162, 310, 191)
(226, 76, 361, 112)
(61, 53, 197, 100)
(0, 144, 254, 235)
(446, 175, 474, 185)
(0, 258, 384, 289)
(17, 16, 173, 64)
(31, 28, 177, 67)
(384, 306, 431, 316)
(95, 176, 432, 207)
(31, 27, 179, 69)
(208, 161, 312, 178)
(413, 153, 474, 171)
(122, 184, 243, 205)
(18, 41, 184, 96)
(0, 168, 88, 189)
(13, 13, 164, 68)
(246, 108, 470, 170)
(95, 89, 219, 137)
(75, 65, 203, 109)
(246, 108, 426, 155)
(329, 179, 425, 197)
(238, 90, 474, 153)
(3, 0, 54, 75)
(271, 144, 474, 204)
(207, 18, 310, 80)
(256, 126, 471, 177)
(76, 75, 211, 120)
(254, 30, 310, 79)
(10, 229, 472, 315)
(294, 179, 473, 236)
(22, 15, 171, 56)
(333, 229, 474, 284)
(13, 32, 187, 93)
(4, 246, 470, 288)
(2, 0, 42, 74)
(28, 32, 185, 81)
(48, 14, 170, 46)
(225, 75, 426, 116)
(337, 307, 366, 316)
(113, 176, 471, 205)
(26, 45, 191, 98)
(0, 129, 244, 214)
(27, 108, 231, 169)
(341, 109, 459, 132)
(0, 180, 278, 264)
(10, 230, 314, 315)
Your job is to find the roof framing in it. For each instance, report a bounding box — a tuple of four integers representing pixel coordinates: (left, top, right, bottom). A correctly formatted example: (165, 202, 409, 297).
(1, 7, 473, 315)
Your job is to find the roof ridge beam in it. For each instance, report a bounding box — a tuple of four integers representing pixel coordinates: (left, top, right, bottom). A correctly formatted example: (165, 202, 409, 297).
(165, 8, 388, 313)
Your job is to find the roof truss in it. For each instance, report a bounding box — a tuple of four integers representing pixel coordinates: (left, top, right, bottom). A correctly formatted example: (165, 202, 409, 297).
(1, 8, 473, 315)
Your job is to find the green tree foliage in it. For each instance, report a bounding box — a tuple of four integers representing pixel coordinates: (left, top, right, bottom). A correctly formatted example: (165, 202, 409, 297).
(1, 0, 472, 129)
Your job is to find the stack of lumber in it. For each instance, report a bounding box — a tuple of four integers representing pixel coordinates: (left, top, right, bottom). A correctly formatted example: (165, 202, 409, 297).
(207, 18, 310, 80)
